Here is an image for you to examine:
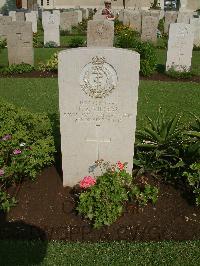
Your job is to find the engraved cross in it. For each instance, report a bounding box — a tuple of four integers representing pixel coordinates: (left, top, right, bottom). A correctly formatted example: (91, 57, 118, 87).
(86, 125, 111, 160)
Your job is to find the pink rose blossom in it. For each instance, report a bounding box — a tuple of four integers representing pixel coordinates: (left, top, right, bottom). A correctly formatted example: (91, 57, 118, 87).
(0, 169, 4, 176)
(79, 176, 96, 189)
(13, 149, 22, 155)
(117, 161, 124, 171)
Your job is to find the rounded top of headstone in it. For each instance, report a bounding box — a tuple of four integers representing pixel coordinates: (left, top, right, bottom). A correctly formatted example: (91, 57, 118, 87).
(104, 0, 111, 4)
(58, 47, 140, 59)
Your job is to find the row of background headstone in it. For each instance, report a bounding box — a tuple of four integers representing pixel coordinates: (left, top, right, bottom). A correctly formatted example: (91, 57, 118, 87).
(0, 8, 199, 70)
(1, 8, 199, 46)
(0, 8, 198, 186)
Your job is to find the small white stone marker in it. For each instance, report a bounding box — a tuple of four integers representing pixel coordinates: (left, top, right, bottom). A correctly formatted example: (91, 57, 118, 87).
(166, 23, 194, 72)
(42, 11, 60, 46)
(7, 22, 34, 65)
(25, 11, 37, 33)
(190, 18, 200, 47)
(87, 20, 114, 47)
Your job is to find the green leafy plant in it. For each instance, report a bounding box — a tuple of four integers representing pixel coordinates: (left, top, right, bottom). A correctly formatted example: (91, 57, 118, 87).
(60, 29, 70, 36)
(77, 160, 159, 228)
(183, 163, 200, 206)
(156, 37, 168, 50)
(130, 184, 159, 206)
(44, 41, 58, 48)
(166, 67, 195, 79)
(136, 41, 157, 76)
(134, 109, 184, 180)
(33, 33, 42, 48)
(183, 114, 200, 163)
(77, 161, 131, 228)
(0, 38, 7, 49)
(116, 31, 157, 76)
(186, 115, 200, 140)
(115, 28, 139, 48)
(38, 52, 58, 72)
(158, 18, 164, 35)
(134, 110, 200, 205)
(193, 45, 200, 51)
(37, 18, 43, 33)
(72, 19, 89, 35)
(0, 63, 35, 75)
(68, 36, 85, 48)
(0, 191, 16, 212)
(114, 19, 130, 35)
(0, 100, 55, 212)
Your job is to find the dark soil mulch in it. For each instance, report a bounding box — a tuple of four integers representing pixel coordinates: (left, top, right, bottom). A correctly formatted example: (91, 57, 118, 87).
(1, 166, 200, 242)
(0, 71, 200, 83)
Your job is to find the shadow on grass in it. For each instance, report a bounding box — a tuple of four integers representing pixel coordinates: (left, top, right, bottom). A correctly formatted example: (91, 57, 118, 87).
(0, 211, 47, 265)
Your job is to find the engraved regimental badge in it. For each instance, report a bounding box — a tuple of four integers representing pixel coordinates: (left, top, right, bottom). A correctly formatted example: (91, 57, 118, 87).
(80, 56, 118, 99)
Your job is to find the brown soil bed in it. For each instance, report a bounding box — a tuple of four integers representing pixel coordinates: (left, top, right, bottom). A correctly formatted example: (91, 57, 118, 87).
(0, 71, 200, 83)
(1, 166, 200, 242)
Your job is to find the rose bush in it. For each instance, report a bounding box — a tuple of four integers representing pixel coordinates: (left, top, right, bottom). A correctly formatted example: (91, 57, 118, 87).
(77, 160, 158, 228)
(0, 100, 55, 212)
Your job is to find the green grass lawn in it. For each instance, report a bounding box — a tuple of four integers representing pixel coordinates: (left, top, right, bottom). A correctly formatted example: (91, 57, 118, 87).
(1, 240, 200, 265)
(0, 48, 62, 67)
(0, 78, 199, 129)
(60, 35, 86, 46)
(37, 33, 86, 47)
(0, 78, 200, 264)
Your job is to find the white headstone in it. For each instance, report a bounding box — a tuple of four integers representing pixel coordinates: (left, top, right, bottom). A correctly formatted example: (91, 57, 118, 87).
(87, 20, 114, 47)
(7, 22, 34, 65)
(164, 11, 178, 34)
(118, 10, 124, 22)
(150, 10, 161, 19)
(42, 11, 60, 46)
(190, 18, 200, 47)
(76, 10, 82, 23)
(141, 16, 159, 43)
(60, 12, 72, 31)
(123, 9, 130, 25)
(179, 0, 188, 11)
(58, 47, 140, 187)
(0, 16, 12, 39)
(159, 10, 165, 20)
(16, 12, 25, 22)
(80, 8, 89, 20)
(159, 0, 165, 9)
(31, 10, 39, 19)
(166, 23, 194, 72)
(53, 10, 60, 25)
(25, 12, 37, 33)
(177, 11, 193, 23)
(93, 14, 107, 20)
(9, 11, 16, 21)
(129, 11, 142, 33)
(60, 10, 82, 28)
